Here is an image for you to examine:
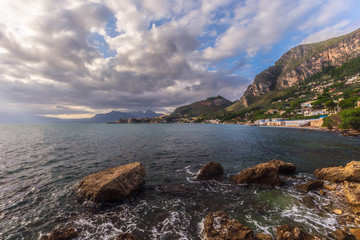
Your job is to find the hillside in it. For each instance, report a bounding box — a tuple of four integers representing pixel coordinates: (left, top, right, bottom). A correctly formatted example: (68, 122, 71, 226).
(87, 110, 162, 123)
(170, 96, 232, 118)
(229, 28, 360, 111)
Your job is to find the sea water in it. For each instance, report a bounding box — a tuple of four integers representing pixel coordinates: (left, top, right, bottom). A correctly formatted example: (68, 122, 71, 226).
(1, 123, 359, 239)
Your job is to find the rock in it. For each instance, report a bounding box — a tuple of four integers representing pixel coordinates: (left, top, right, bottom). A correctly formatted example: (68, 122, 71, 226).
(330, 230, 355, 240)
(76, 162, 146, 202)
(255, 233, 273, 240)
(115, 232, 137, 240)
(154, 184, 196, 197)
(302, 196, 316, 209)
(202, 211, 254, 240)
(39, 227, 78, 240)
(296, 180, 324, 192)
(343, 181, 360, 207)
(323, 183, 337, 191)
(230, 164, 284, 187)
(276, 225, 324, 240)
(267, 160, 296, 174)
(319, 190, 325, 196)
(230, 160, 296, 186)
(350, 228, 360, 240)
(314, 161, 360, 183)
(195, 162, 224, 180)
(332, 209, 343, 215)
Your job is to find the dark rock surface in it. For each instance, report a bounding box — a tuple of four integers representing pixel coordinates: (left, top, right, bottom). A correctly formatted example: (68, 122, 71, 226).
(195, 161, 224, 180)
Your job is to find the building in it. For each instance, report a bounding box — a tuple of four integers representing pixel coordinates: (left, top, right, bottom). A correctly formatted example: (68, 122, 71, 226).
(300, 101, 315, 108)
(357, 100, 360, 108)
(303, 109, 328, 117)
(265, 109, 278, 114)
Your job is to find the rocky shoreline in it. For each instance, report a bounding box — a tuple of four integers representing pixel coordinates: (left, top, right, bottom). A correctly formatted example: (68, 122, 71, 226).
(39, 160, 360, 240)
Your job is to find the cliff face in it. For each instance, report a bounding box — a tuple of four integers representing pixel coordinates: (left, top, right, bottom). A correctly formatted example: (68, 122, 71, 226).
(236, 28, 360, 109)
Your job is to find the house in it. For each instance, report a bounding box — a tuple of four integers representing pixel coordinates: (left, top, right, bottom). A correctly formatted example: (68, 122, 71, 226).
(357, 100, 360, 108)
(303, 109, 328, 117)
(300, 101, 314, 108)
(265, 109, 278, 114)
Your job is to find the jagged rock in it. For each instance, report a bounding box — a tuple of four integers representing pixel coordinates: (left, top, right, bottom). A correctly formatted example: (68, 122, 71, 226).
(255, 233, 273, 240)
(296, 180, 324, 192)
(230, 160, 295, 187)
(115, 232, 137, 240)
(314, 161, 360, 183)
(39, 227, 77, 240)
(154, 184, 196, 197)
(276, 225, 324, 240)
(195, 162, 224, 180)
(350, 228, 360, 240)
(268, 160, 296, 174)
(343, 181, 360, 208)
(330, 230, 355, 240)
(76, 162, 145, 202)
(202, 211, 254, 240)
(332, 209, 343, 215)
(324, 183, 337, 191)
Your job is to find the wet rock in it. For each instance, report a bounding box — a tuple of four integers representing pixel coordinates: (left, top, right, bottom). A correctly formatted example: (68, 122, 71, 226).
(230, 160, 294, 186)
(296, 180, 324, 192)
(350, 228, 360, 240)
(343, 181, 360, 207)
(267, 160, 296, 174)
(315, 161, 360, 183)
(154, 184, 196, 197)
(276, 225, 324, 240)
(332, 209, 343, 215)
(319, 190, 325, 196)
(115, 232, 136, 240)
(302, 196, 316, 209)
(195, 162, 224, 180)
(255, 233, 273, 240)
(330, 230, 355, 240)
(76, 162, 145, 202)
(202, 211, 254, 240)
(324, 183, 337, 191)
(39, 227, 78, 240)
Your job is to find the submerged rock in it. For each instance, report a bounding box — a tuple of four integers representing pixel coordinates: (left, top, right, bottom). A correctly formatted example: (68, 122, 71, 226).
(195, 161, 224, 180)
(76, 162, 145, 203)
(276, 225, 324, 240)
(202, 211, 254, 240)
(230, 160, 295, 187)
(39, 227, 78, 240)
(296, 180, 324, 192)
(315, 161, 360, 183)
(115, 232, 137, 240)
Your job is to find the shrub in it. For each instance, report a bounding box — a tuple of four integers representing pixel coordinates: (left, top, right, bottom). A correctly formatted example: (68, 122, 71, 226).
(339, 108, 360, 130)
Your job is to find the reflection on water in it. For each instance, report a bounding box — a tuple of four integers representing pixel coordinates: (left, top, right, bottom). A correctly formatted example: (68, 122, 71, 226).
(0, 124, 359, 239)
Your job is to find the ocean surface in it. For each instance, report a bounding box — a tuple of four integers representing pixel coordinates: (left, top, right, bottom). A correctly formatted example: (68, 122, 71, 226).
(1, 123, 360, 240)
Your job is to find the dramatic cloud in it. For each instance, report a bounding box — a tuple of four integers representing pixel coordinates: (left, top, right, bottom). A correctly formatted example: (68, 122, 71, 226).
(0, 0, 359, 118)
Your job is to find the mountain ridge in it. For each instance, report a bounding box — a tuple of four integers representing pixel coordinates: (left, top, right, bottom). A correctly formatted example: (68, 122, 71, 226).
(229, 28, 360, 111)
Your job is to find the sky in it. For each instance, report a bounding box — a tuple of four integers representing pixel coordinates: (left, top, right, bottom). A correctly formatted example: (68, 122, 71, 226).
(0, 0, 360, 119)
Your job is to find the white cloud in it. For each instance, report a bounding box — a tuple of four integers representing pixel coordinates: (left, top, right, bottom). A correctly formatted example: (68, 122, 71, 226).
(0, 0, 357, 118)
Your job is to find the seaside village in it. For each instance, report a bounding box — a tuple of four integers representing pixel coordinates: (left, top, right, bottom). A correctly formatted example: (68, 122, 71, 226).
(254, 74, 360, 127)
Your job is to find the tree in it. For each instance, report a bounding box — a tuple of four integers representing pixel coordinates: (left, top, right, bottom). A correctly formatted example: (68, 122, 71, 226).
(324, 100, 336, 110)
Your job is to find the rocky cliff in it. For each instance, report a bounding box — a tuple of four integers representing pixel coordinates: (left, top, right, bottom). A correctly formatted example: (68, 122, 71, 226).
(233, 28, 360, 109)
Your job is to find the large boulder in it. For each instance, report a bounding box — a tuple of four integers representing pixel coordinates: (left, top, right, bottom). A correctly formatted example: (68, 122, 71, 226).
(202, 211, 254, 240)
(267, 160, 296, 174)
(77, 162, 145, 203)
(296, 180, 324, 192)
(230, 160, 295, 187)
(314, 161, 360, 183)
(276, 225, 324, 240)
(39, 227, 78, 240)
(195, 162, 224, 180)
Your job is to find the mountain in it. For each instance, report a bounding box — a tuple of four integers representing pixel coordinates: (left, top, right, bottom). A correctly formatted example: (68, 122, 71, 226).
(77, 110, 163, 123)
(228, 28, 360, 111)
(0, 110, 163, 124)
(170, 96, 233, 117)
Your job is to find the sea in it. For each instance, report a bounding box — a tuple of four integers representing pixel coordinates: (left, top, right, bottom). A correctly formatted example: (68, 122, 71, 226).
(1, 123, 360, 240)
